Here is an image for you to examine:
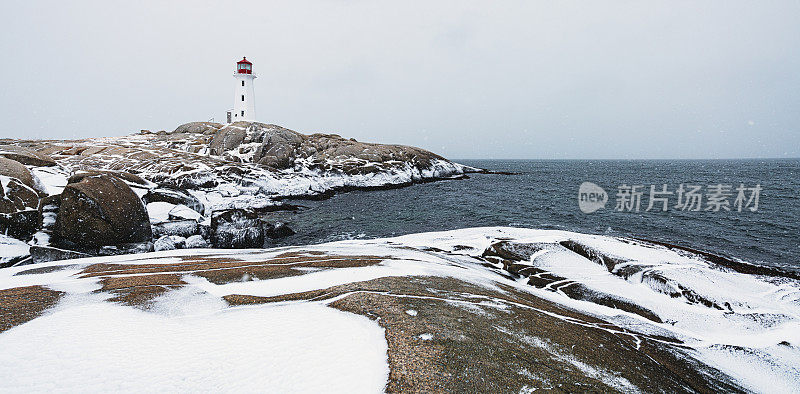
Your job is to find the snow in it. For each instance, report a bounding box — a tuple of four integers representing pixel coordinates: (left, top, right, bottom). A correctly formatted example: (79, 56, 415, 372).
(0, 234, 29, 265)
(146, 201, 175, 224)
(0, 293, 388, 393)
(30, 166, 68, 195)
(168, 204, 202, 221)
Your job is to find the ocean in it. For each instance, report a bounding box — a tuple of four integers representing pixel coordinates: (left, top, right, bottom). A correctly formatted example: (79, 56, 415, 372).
(268, 159, 800, 273)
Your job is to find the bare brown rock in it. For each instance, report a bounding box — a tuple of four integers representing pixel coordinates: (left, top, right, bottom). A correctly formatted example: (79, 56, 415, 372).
(0, 156, 46, 196)
(0, 145, 57, 167)
(54, 173, 152, 247)
(0, 285, 63, 333)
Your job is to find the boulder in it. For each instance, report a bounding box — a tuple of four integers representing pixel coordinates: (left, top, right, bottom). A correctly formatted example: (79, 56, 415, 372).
(68, 170, 150, 188)
(0, 145, 57, 167)
(265, 221, 295, 239)
(54, 173, 152, 248)
(172, 121, 223, 135)
(29, 245, 91, 264)
(142, 188, 205, 215)
(151, 219, 200, 238)
(184, 234, 209, 249)
(96, 241, 154, 256)
(154, 235, 186, 251)
(210, 209, 264, 248)
(0, 156, 47, 197)
(208, 122, 307, 169)
(0, 178, 41, 213)
(0, 209, 39, 240)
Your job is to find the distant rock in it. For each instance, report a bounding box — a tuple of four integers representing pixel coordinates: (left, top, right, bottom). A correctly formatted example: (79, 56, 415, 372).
(210, 209, 264, 248)
(204, 122, 447, 172)
(172, 121, 223, 135)
(265, 221, 295, 239)
(0, 156, 46, 214)
(54, 173, 152, 248)
(0, 145, 57, 167)
(6, 120, 467, 207)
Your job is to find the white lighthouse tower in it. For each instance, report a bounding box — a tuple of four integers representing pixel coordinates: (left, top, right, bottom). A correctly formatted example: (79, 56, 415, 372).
(228, 57, 256, 123)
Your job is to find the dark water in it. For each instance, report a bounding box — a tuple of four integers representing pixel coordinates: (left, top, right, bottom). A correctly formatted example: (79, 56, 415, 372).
(268, 159, 800, 272)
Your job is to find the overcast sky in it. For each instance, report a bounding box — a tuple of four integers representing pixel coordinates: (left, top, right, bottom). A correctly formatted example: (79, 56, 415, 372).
(1, 1, 798, 159)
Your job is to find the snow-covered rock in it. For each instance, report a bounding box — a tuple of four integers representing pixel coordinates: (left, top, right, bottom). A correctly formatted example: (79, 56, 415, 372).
(146, 202, 175, 224)
(151, 219, 201, 238)
(153, 235, 186, 251)
(0, 145, 57, 167)
(54, 173, 151, 248)
(0, 234, 29, 268)
(167, 204, 202, 222)
(1, 227, 798, 392)
(184, 235, 209, 249)
(210, 209, 264, 248)
(7, 121, 468, 210)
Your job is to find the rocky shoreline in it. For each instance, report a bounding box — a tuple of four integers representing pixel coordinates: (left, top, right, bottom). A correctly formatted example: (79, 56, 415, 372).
(1, 121, 473, 267)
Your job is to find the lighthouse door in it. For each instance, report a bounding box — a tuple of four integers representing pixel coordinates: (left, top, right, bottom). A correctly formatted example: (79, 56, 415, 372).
(226, 111, 232, 124)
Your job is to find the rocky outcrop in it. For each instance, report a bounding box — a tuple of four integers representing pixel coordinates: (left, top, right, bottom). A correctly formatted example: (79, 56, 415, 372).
(0, 145, 57, 167)
(0, 120, 468, 262)
(54, 173, 152, 248)
(7, 121, 467, 205)
(171, 121, 223, 135)
(205, 122, 447, 172)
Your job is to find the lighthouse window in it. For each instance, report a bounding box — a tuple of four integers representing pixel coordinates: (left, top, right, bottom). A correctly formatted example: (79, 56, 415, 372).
(241, 111, 245, 116)
(241, 95, 245, 101)
(241, 81, 245, 86)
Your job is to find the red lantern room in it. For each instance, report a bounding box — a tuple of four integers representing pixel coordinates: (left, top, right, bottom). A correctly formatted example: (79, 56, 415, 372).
(236, 57, 253, 74)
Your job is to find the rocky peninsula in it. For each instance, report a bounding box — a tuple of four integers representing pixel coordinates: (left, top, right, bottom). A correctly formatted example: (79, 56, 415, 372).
(1, 121, 470, 266)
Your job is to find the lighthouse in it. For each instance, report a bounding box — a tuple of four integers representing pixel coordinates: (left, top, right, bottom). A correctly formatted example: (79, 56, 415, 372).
(228, 57, 256, 123)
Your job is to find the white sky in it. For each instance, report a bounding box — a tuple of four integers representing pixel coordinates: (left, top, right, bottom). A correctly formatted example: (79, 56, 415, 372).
(1, 1, 798, 159)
